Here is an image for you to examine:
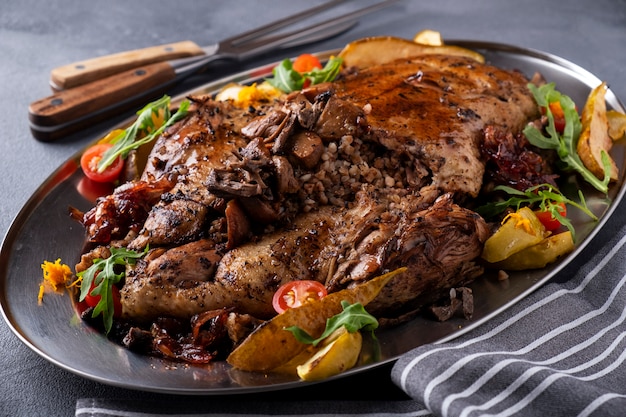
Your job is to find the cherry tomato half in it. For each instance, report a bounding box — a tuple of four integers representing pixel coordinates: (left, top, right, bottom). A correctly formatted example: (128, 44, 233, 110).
(535, 203, 567, 232)
(272, 280, 328, 314)
(80, 143, 124, 183)
(84, 280, 122, 317)
(292, 53, 322, 73)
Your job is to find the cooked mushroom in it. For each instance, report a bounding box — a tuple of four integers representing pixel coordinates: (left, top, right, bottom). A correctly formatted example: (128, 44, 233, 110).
(289, 130, 324, 169)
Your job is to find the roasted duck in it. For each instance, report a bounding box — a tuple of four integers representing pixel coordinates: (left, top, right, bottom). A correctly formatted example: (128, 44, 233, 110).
(76, 53, 541, 329)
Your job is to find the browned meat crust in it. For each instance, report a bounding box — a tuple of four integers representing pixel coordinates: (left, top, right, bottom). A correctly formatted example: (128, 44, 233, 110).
(77, 54, 540, 324)
(120, 187, 488, 321)
(332, 55, 539, 196)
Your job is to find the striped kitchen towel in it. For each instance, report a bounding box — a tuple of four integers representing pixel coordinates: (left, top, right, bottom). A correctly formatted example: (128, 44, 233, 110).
(75, 397, 430, 417)
(391, 206, 626, 416)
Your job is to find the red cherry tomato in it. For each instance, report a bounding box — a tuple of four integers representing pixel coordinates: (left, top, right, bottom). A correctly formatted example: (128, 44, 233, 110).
(84, 281, 122, 317)
(272, 280, 328, 314)
(80, 143, 124, 183)
(548, 101, 566, 133)
(292, 53, 322, 73)
(535, 203, 567, 232)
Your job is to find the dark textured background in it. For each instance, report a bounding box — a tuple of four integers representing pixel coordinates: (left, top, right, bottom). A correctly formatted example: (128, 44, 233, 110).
(1, 1, 625, 415)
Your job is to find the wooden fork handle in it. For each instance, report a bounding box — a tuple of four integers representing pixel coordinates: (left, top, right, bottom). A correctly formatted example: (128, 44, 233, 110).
(49, 40, 204, 90)
(30, 61, 177, 141)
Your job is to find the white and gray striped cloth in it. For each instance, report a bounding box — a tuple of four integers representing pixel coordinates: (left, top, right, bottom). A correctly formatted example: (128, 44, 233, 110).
(76, 209, 626, 417)
(392, 210, 626, 417)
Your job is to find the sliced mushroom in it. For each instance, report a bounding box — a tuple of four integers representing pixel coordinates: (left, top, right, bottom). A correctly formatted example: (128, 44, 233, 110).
(289, 130, 324, 169)
(271, 110, 298, 154)
(238, 197, 279, 224)
(272, 156, 299, 195)
(314, 95, 366, 141)
(284, 93, 321, 130)
(225, 199, 252, 250)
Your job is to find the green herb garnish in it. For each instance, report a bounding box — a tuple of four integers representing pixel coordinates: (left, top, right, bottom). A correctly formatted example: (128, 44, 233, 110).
(97, 95, 190, 173)
(78, 246, 148, 333)
(266, 56, 343, 93)
(523, 82, 611, 194)
(285, 301, 378, 346)
(475, 183, 597, 241)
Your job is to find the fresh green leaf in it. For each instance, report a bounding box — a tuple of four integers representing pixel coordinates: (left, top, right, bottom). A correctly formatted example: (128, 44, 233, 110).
(266, 59, 303, 93)
(78, 246, 148, 333)
(523, 82, 610, 194)
(475, 183, 598, 241)
(97, 96, 190, 172)
(266, 56, 343, 93)
(304, 56, 343, 85)
(285, 301, 378, 346)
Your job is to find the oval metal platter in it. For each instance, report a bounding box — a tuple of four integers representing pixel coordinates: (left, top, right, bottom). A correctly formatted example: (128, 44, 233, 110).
(1, 41, 625, 394)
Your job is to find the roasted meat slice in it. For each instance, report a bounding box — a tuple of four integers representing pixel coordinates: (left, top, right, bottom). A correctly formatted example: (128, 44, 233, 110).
(120, 206, 335, 321)
(240, 54, 539, 198)
(365, 193, 489, 317)
(142, 96, 259, 182)
(120, 186, 489, 322)
(331, 54, 539, 196)
(127, 99, 270, 249)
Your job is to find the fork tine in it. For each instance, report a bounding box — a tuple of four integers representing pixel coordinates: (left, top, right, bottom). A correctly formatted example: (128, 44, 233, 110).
(224, 0, 351, 47)
(231, 0, 403, 58)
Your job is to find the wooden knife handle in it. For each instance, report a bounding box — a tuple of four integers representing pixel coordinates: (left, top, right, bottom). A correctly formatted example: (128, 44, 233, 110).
(29, 61, 177, 140)
(50, 40, 204, 90)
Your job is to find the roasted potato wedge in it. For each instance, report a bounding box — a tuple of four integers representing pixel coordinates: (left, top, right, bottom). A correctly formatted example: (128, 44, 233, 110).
(413, 29, 443, 46)
(487, 231, 574, 271)
(296, 326, 362, 381)
(337, 36, 485, 69)
(607, 109, 626, 141)
(226, 268, 404, 372)
(577, 82, 618, 181)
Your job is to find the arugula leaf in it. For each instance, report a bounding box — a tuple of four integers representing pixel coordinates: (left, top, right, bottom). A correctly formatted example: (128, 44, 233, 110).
(266, 59, 302, 93)
(285, 301, 378, 346)
(523, 82, 610, 194)
(475, 183, 597, 241)
(305, 56, 343, 85)
(78, 246, 148, 333)
(266, 56, 343, 93)
(97, 96, 190, 172)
